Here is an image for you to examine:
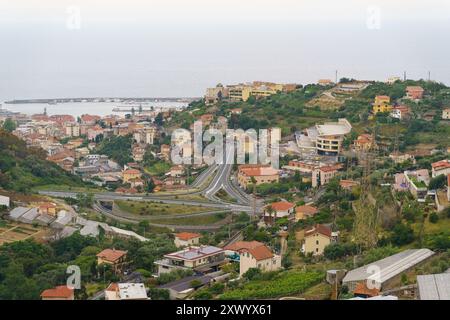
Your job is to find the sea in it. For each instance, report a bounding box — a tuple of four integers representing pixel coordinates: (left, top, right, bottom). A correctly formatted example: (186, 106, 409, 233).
(0, 101, 188, 117)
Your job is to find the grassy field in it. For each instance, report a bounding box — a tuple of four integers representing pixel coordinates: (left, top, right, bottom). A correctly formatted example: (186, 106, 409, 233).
(32, 184, 104, 193)
(145, 162, 171, 176)
(115, 200, 211, 216)
(151, 212, 228, 226)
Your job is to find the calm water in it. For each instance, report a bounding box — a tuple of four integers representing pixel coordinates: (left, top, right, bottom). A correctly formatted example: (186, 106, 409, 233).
(1, 101, 188, 117)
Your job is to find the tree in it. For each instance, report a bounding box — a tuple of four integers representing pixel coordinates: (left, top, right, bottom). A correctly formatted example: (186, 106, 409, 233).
(390, 223, 415, 246)
(429, 212, 439, 224)
(155, 113, 164, 126)
(190, 279, 202, 289)
(2, 118, 16, 132)
(149, 288, 170, 300)
(429, 174, 447, 190)
(242, 267, 261, 281)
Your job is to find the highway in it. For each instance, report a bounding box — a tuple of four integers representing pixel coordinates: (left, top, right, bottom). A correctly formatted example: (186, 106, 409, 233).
(39, 143, 265, 227)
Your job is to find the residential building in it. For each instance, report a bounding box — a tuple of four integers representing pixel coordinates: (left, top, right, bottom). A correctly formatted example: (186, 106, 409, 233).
(65, 123, 80, 137)
(318, 79, 333, 86)
(237, 164, 279, 189)
(170, 165, 185, 177)
(402, 169, 430, 201)
(406, 86, 424, 100)
(312, 164, 343, 188)
(303, 224, 333, 256)
(354, 134, 375, 151)
(160, 144, 171, 161)
(372, 95, 393, 114)
(389, 152, 415, 164)
(87, 126, 104, 141)
(431, 160, 450, 177)
(205, 84, 229, 105)
(131, 144, 146, 162)
(229, 108, 242, 115)
(154, 245, 225, 275)
(296, 118, 352, 155)
(339, 179, 360, 191)
(238, 244, 282, 276)
(80, 114, 101, 125)
(0, 195, 10, 207)
(264, 201, 295, 224)
(391, 105, 410, 120)
(96, 248, 128, 274)
(387, 76, 401, 84)
(40, 285, 74, 300)
(174, 232, 201, 248)
(295, 205, 319, 221)
(123, 168, 142, 183)
(38, 202, 57, 216)
(342, 249, 435, 292)
(229, 85, 252, 102)
(416, 273, 450, 300)
(105, 283, 148, 300)
(443, 108, 450, 120)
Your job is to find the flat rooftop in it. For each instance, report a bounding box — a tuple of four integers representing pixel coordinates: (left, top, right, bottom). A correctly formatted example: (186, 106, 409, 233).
(165, 245, 223, 261)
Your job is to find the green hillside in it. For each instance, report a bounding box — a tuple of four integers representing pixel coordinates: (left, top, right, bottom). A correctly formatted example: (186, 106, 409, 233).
(0, 129, 85, 193)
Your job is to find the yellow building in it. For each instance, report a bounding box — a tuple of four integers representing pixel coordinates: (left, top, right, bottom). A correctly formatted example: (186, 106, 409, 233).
(96, 249, 128, 274)
(123, 169, 142, 183)
(303, 224, 333, 256)
(229, 86, 252, 102)
(237, 165, 279, 189)
(372, 95, 393, 114)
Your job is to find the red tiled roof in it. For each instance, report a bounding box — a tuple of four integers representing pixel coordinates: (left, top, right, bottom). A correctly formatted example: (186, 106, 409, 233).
(406, 86, 424, 92)
(296, 205, 319, 215)
(39, 202, 56, 209)
(105, 283, 119, 292)
(353, 282, 380, 297)
(242, 245, 274, 261)
(96, 249, 127, 262)
(239, 165, 279, 177)
(175, 232, 201, 241)
(40, 286, 73, 299)
(319, 164, 342, 172)
(268, 201, 295, 212)
(123, 169, 141, 175)
(305, 224, 332, 238)
(431, 160, 450, 169)
(224, 241, 264, 252)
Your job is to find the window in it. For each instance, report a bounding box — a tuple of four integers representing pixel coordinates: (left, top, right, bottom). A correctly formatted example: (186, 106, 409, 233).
(316, 240, 319, 245)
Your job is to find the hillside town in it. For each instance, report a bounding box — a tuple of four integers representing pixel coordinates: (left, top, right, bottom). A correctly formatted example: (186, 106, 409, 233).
(0, 76, 449, 301)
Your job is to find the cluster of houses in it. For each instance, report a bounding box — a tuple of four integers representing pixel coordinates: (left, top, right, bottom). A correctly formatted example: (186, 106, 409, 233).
(204, 81, 298, 105)
(6, 201, 148, 242)
(393, 159, 450, 209)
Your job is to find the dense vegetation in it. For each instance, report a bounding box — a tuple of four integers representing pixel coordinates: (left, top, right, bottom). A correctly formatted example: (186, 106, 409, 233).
(219, 270, 324, 299)
(0, 232, 176, 299)
(0, 129, 85, 192)
(96, 134, 133, 166)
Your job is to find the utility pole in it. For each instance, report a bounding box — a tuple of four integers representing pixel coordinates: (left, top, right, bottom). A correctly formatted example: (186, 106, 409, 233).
(428, 71, 431, 82)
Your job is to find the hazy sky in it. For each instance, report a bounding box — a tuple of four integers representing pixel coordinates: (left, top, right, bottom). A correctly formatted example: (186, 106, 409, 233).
(1, 0, 450, 100)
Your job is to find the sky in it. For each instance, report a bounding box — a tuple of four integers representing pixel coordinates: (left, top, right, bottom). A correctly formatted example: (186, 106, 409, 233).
(1, 0, 450, 100)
